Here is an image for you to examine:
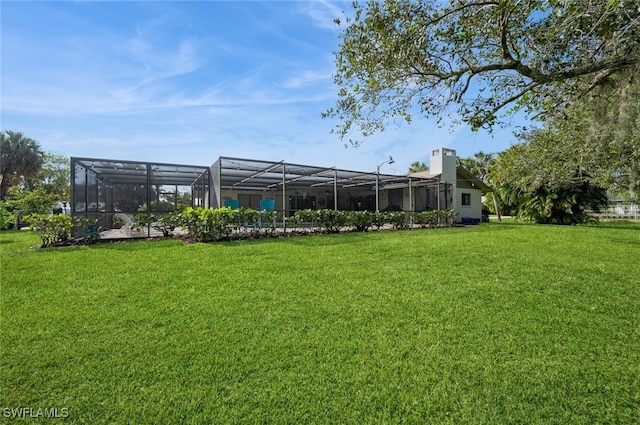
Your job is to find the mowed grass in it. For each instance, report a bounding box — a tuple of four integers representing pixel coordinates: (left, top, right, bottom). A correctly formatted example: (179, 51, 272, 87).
(1, 222, 639, 424)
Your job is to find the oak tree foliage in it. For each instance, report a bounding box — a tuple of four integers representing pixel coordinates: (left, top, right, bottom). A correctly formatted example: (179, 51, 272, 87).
(489, 60, 640, 203)
(324, 0, 640, 146)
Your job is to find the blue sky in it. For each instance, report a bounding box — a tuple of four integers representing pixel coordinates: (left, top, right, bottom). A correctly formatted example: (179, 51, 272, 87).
(1, 1, 520, 175)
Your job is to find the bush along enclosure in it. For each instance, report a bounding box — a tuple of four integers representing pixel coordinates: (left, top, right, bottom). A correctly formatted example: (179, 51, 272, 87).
(25, 207, 460, 246)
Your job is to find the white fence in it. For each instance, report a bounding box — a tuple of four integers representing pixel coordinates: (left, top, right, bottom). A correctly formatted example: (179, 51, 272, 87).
(589, 202, 639, 220)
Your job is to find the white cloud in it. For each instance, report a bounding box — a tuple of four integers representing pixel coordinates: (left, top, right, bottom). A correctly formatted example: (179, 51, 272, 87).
(300, 0, 348, 30)
(275, 70, 333, 90)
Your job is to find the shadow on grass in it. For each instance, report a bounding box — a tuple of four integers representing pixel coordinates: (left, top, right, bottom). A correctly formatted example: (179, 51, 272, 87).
(584, 221, 640, 231)
(488, 219, 640, 231)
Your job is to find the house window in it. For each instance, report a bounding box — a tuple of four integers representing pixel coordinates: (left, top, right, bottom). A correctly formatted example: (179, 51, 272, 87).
(461, 193, 471, 206)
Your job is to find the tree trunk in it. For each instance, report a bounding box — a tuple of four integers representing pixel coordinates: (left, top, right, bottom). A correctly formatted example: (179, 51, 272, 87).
(492, 193, 502, 222)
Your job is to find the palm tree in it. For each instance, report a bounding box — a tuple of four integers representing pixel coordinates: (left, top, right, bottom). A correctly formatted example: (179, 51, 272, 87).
(458, 157, 476, 173)
(460, 151, 500, 220)
(458, 151, 495, 183)
(408, 161, 429, 173)
(1, 131, 45, 200)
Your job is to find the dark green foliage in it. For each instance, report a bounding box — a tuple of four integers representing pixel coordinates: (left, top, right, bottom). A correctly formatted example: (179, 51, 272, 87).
(516, 181, 608, 225)
(1, 187, 58, 225)
(178, 207, 235, 242)
(256, 209, 277, 229)
(385, 211, 410, 230)
(78, 216, 101, 243)
(0, 203, 12, 230)
(316, 209, 349, 233)
(177, 207, 460, 242)
(292, 209, 319, 227)
(413, 210, 455, 227)
(293, 209, 352, 233)
(347, 210, 374, 231)
(490, 134, 613, 224)
(0, 130, 45, 200)
(25, 213, 72, 247)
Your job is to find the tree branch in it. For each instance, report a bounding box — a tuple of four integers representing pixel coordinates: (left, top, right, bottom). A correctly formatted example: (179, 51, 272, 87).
(500, 9, 514, 61)
(486, 81, 540, 120)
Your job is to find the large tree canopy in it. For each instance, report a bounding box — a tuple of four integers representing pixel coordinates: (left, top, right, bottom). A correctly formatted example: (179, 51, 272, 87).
(490, 61, 640, 202)
(488, 140, 609, 225)
(324, 0, 640, 145)
(585, 61, 640, 200)
(37, 153, 70, 201)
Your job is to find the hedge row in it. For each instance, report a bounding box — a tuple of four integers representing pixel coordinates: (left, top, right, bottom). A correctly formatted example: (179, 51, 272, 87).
(290, 208, 458, 233)
(24, 207, 459, 246)
(176, 207, 458, 242)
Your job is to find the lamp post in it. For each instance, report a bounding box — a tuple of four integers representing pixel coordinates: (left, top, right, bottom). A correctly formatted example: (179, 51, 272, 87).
(375, 155, 395, 212)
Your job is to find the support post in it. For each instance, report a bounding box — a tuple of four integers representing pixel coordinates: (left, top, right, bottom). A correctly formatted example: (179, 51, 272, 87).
(282, 163, 286, 231)
(334, 169, 338, 211)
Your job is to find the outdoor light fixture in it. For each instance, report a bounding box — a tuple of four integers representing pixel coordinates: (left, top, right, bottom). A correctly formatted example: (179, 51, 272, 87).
(376, 155, 395, 212)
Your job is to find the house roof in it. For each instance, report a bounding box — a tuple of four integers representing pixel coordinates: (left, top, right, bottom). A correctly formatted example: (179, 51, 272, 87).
(455, 166, 493, 192)
(214, 156, 440, 191)
(408, 166, 492, 192)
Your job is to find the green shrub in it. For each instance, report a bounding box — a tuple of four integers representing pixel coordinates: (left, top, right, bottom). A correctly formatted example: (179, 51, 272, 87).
(178, 207, 459, 242)
(316, 209, 348, 233)
(130, 211, 184, 237)
(384, 211, 409, 230)
(371, 211, 386, 229)
(293, 209, 317, 227)
(413, 210, 439, 228)
(446, 209, 459, 225)
(179, 207, 235, 242)
(515, 183, 607, 225)
(25, 213, 73, 247)
(6, 187, 58, 221)
(155, 211, 182, 237)
(133, 213, 156, 231)
(235, 207, 259, 230)
(0, 202, 16, 230)
(347, 210, 374, 231)
(257, 209, 277, 230)
(78, 216, 100, 243)
(285, 215, 299, 226)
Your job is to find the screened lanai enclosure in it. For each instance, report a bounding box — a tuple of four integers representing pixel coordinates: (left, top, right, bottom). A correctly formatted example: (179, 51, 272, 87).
(211, 157, 452, 217)
(71, 156, 453, 237)
(71, 158, 210, 235)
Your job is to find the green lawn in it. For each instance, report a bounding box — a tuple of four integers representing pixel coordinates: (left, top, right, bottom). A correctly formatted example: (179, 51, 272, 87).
(1, 222, 639, 424)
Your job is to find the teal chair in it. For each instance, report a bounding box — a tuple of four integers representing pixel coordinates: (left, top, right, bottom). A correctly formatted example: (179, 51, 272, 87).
(258, 198, 276, 229)
(260, 198, 275, 211)
(224, 199, 240, 209)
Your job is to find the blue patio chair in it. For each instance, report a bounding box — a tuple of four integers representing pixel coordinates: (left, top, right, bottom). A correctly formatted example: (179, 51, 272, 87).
(260, 198, 275, 211)
(224, 199, 240, 209)
(258, 198, 276, 229)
